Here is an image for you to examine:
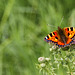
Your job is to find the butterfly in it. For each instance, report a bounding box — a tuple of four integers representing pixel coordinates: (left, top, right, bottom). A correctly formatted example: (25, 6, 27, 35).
(44, 27, 75, 48)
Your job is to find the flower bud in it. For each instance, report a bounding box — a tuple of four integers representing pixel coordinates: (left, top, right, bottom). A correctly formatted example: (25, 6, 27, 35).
(45, 58, 50, 61)
(38, 57, 45, 63)
(40, 63, 46, 68)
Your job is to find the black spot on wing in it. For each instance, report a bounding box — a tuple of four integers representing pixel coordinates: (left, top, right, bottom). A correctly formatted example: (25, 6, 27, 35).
(53, 32, 55, 35)
(70, 27, 73, 31)
(55, 37, 58, 39)
(50, 33, 52, 37)
(47, 35, 49, 39)
(67, 28, 69, 31)
(68, 33, 70, 36)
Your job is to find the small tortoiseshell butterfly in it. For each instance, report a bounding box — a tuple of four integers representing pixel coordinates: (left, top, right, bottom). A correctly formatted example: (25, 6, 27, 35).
(44, 27, 75, 48)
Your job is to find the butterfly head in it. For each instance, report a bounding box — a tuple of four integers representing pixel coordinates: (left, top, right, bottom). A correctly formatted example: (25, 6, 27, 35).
(58, 26, 62, 31)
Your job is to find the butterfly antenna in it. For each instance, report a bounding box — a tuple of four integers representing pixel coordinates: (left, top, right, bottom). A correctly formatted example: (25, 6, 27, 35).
(47, 24, 57, 28)
(59, 16, 64, 26)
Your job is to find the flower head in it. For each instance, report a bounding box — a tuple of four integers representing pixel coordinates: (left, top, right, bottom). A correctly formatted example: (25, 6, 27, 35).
(38, 57, 45, 63)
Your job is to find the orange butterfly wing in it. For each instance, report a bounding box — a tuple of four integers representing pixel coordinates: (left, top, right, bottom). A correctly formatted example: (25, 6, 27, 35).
(44, 30, 65, 47)
(63, 27, 75, 44)
(44, 27, 75, 47)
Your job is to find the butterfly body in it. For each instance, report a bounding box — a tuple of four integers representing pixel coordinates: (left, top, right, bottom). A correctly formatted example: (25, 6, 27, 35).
(44, 27, 75, 47)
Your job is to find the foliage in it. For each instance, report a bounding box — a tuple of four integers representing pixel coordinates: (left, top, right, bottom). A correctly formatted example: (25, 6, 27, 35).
(37, 46, 75, 75)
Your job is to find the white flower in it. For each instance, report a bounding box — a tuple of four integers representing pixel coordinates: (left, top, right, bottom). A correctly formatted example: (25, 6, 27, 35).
(45, 58, 50, 61)
(52, 45, 57, 49)
(61, 58, 63, 60)
(58, 48, 61, 51)
(49, 48, 52, 51)
(40, 63, 46, 68)
(65, 58, 68, 61)
(38, 57, 45, 63)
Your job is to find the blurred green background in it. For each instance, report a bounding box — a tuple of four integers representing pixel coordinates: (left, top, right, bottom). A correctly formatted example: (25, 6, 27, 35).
(0, 0, 75, 75)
